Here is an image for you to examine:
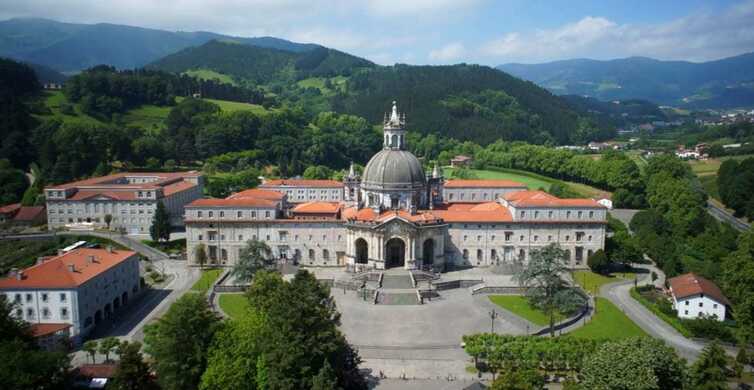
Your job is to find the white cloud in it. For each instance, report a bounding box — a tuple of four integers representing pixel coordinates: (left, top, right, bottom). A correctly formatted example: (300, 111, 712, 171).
(428, 42, 466, 62)
(480, 1, 754, 63)
(364, 0, 485, 17)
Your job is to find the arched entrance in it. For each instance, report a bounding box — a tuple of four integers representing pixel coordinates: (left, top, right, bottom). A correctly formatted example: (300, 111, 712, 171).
(422, 239, 434, 267)
(385, 238, 405, 269)
(355, 238, 368, 264)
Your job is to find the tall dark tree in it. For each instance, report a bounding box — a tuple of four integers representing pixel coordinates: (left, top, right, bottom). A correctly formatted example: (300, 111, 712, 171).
(111, 341, 158, 390)
(689, 341, 728, 390)
(150, 202, 171, 242)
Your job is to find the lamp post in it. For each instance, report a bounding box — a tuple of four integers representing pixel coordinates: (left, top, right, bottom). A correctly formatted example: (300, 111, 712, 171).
(489, 309, 497, 333)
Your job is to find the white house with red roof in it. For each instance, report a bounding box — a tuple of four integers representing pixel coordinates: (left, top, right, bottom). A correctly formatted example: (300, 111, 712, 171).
(44, 171, 203, 234)
(0, 248, 141, 343)
(184, 102, 606, 271)
(669, 273, 729, 321)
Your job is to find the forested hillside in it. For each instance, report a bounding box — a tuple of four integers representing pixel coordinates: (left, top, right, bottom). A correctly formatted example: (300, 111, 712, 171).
(498, 53, 754, 108)
(0, 18, 321, 72)
(148, 40, 373, 85)
(150, 42, 605, 145)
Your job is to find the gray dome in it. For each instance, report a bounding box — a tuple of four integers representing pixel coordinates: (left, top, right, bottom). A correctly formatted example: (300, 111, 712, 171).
(362, 149, 426, 191)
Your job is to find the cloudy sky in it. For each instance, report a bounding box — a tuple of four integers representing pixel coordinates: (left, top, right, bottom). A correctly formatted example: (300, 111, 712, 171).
(2, 0, 754, 65)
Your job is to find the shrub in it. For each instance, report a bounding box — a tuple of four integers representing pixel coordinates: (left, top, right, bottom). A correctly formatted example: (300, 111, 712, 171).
(682, 316, 736, 343)
(587, 249, 610, 275)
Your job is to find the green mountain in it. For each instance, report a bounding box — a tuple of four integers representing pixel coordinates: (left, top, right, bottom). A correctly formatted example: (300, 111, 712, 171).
(0, 18, 320, 73)
(148, 40, 374, 84)
(148, 40, 594, 144)
(498, 53, 754, 108)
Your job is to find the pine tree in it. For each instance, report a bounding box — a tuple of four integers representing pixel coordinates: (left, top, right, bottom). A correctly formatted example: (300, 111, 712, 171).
(149, 202, 171, 242)
(690, 341, 728, 390)
(111, 341, 157, 390)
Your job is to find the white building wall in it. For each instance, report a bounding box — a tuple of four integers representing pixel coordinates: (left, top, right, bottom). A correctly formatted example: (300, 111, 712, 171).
(672, 294, 727, 321)
(443, 187, 526, 203)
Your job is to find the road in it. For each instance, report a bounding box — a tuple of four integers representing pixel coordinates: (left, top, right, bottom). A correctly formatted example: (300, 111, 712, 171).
(706, 200, 750, 231)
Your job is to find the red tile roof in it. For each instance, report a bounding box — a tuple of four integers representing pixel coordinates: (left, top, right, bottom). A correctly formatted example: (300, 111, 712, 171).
(0, 203, 21, 214)
(669, 273, 730, 305)
(503, 191, 602, 208)
(45, 171, 200, 191)
(76, 364, 117, 379)
(431, 202, 514, 222)
(0, 248, 137, 289)
(260, 179, 343, 188)
(292, 201, 342, 214)
(13, 206, 45, 221)
(67, 191, 136, 201)
(29, 323, 71, 337)
(228, 189, 285, 200)
(162, 180, 197, 196)
(444, 179, 527, 188)
(187, 197, 278, 208)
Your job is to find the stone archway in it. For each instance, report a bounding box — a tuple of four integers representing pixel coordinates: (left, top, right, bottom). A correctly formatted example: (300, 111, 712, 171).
(385, 238, 406, 269)
(355, 238, 368, 264)
(422, 239, 435, 267)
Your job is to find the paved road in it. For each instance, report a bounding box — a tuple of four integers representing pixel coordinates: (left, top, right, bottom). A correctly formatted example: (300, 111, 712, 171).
(706, 200, 750, 231)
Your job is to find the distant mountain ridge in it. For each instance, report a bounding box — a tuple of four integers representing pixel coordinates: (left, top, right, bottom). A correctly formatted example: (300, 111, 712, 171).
(0, 17, 320, 72)
(498, 53, 754, 108)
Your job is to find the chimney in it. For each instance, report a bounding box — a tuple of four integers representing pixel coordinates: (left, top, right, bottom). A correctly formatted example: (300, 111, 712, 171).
(16, 271, 23, 281)
(67, 264, 75, 272)
(57, 249, 65, 256)
(106, 245, 113, 253)
(87, 255, 95, 264)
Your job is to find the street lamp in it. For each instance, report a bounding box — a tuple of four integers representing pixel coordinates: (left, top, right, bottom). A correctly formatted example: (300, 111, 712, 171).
(489, 309, 497, 333)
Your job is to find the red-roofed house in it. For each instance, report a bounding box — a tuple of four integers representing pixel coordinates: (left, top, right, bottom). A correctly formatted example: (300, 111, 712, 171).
(669, 273, 729, 321)
(0, 248, 141, 343)
(0, 203, 47, 226)
(44, 171, 203, 234)
(29, 323, 71, 351)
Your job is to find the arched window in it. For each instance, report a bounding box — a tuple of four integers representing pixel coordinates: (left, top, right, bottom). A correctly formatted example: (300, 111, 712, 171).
(323, 249, 329, 260)
(391, 134, 398, 148)
(308, 249, 315, 261)
(355, 239, 368, 264)
(477, 249, 483, 262)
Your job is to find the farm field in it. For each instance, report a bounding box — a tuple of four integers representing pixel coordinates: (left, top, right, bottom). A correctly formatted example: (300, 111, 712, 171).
(183, 68, 237, 85)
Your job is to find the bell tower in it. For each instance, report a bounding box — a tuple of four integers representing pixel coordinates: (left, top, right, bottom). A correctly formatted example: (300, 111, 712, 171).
(343, 162, 361, 206)
(383, 101, 406, 150)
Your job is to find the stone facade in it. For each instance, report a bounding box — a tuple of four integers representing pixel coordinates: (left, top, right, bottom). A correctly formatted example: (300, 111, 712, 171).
(45, 172, 203, 234)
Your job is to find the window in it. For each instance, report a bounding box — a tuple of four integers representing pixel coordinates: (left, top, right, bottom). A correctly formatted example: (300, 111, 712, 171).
(713, 303, 718, 309)
(219, 211, 225, 217)
(533, 235, 538, 242)
(238, 235, 243, 241)
(462, 249, 469, 259)
(699, 302, 703, 307)
(26, 308, 34, 319)
(505, 232, 513, 241)
(684, 310, 689, 315)
(42, 308, 50, 319)
(309, 249, 315, 261)
(589, 211, 594, 218)
(548, 211, 553, 218)
(685, 301, 689, 306)
(14, 294, 20, 303)
(60, 293, 66, 302)
(41, 293, 48, 302)
(237, 211, 242, 218)
(578, 211, 583, 218)
(476, 249, 483, 262)
(519, 235, 524, 241)
(265, 211, 270, 218)
(566, 211, 571, 218)
(323, 250, 329, 260)
(520, 211, 525, 218)
(25, 293, 32, 302)
(208, 211, 213, 218)
(198, 234, 203, 241)
(534, 211, 539, 218)
(251, 211, 257, 218)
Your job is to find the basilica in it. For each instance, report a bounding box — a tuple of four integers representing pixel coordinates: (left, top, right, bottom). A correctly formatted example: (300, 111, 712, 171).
(184, 102, 607, 271)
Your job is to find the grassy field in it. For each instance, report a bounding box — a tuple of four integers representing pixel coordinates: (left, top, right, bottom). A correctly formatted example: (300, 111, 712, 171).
(443, 167, 607, 198)
(572, 270, 634, 296)
(190, 269, 224, 294)
(176, 96, 268, 115)
(184, 69, 237, 86)
(219, 293, 251, 319)
(36, 90, 105, 125)
(122, 104, 172, 132)
(687, 154, 754, 201)
(568, 297, 646, 340)
(489, 295, 564, 326)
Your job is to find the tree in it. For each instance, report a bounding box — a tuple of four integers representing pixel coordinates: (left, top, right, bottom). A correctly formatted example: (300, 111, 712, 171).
(200, 310, 265, 390)
(111, 341, 157, 390)
(515, 244, 586, 335)
(83, 340, 99, 364)
(0, 298, 69, 390)
(104, 214, 113, 230)
(149, 201, 171, 242)
(587, 249, 610, 275)
(490, 367, 544, 390)
(581, 337, 687, 390)
(0, 159, 29, 204)
(144, 293, 222, 390)
(689, 341, 728, 390)
(736, 347, 749, 368)
(231, 239, 273, 283)
(98, 336, 120, 363)
(312, 360, 340, 390)
(195, 244, 207, 269)
(720, 228, 754, 343)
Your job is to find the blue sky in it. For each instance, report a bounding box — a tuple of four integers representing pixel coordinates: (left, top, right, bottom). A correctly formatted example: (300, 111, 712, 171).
(2, 0, 753, 65)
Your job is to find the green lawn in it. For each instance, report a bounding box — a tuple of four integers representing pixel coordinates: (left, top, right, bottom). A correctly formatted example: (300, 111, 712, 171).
(121, 104, 172, 132)
(218, 293, 251, 319)
(141, 239, 186, 255)
(176, 96, 268, 114)
(572, 270, 634, 296)
(568, 297, 646, 340)
(443, 167, 607, 199)
(190, 269, 224, 294)
(35, 90, 105, 126)
(489, 295, 564, 326)
(183, 68, 237, 86)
